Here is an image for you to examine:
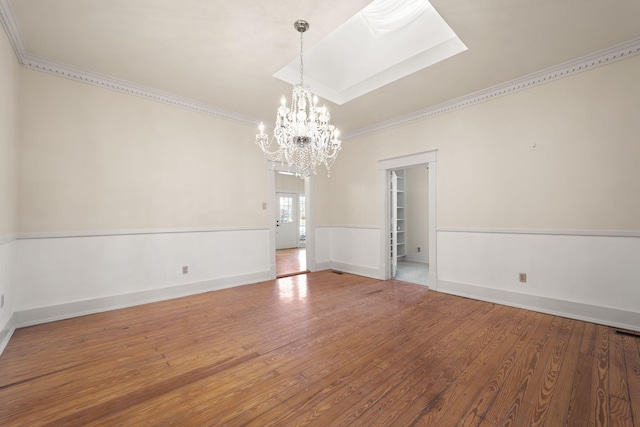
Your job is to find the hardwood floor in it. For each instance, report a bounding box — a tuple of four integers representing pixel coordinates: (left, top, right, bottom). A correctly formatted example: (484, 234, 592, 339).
(276, 247, 308, 277)
(0, 271, 639, 426)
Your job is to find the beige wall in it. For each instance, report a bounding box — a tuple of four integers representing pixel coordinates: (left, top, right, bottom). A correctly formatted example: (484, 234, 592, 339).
(0, 26, 18, 237)
(321, 142, 382, 226)
(328, 55, 640, 231)
(24, 39, 638, 237)
(18, 69, 270, 233)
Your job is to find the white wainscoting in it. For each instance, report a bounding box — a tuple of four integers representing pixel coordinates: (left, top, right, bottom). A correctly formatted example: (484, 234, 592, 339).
(314, 226, 332, 271)
(324, 226, 382, 279)
(437, 229, 640, 331)
(0, 236, 16, 355)
(13, 228, 272, 328)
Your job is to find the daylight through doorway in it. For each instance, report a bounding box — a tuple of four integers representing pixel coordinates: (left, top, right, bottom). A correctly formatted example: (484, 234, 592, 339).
(274, 171, 311, 278)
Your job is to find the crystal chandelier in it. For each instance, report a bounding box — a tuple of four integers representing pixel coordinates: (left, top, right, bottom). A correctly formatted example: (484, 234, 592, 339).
(256, 20, 342, 178)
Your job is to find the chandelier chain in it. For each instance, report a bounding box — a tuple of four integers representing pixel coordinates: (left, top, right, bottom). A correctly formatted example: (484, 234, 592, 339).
(299, 30, 304, 86)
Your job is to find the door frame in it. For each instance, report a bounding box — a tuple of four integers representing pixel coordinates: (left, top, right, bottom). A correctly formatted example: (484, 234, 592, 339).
(378, 150, 437, 288)
(267, 165, 315, 279)
(390, 170, 399, 278)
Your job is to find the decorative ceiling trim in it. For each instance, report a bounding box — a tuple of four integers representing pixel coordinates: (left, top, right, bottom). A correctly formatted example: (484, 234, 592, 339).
(0, 0, 259, 127)
(343, 36, 640, 140)
(21, 55, 260, 126)
(0, 0, 22, 58)
(2, 0, 640, 139)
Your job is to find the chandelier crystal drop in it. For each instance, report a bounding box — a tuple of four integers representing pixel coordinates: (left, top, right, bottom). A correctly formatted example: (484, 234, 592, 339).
(256, 20, 342, 178)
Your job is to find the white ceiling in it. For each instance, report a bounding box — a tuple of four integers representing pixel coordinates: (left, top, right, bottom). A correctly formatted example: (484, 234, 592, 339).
(273, 0, 467, 105)
(3, 0, 640, 135)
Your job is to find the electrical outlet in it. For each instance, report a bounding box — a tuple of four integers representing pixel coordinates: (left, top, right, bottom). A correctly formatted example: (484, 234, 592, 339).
(519, 273, 527, 283)
(1, 294, 4, 308)
(182, 266, 189, 275)
(417, 247, 421, 252)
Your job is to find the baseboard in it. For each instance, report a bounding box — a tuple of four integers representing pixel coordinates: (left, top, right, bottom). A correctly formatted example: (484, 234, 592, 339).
(437, 279, 640, 332)
(329, 261, 381, 280)
(313, 261, 331, 272)
(14, 270, 272, 328)
(404, 255, 428, 264)
(0, 312, 16, 356)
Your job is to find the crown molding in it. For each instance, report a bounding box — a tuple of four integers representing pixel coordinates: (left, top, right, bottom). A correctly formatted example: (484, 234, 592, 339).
(0, 0, 259, 127)
(2, 0, 640, 138)
(343, 37, 640, 140)
(20, 54, 260, 126)
(0, 0, 23, 58)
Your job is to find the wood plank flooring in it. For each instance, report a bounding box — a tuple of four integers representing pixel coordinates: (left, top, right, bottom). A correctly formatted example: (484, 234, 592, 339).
(0, 271, 639, 426)
(276, 247, 308, 277)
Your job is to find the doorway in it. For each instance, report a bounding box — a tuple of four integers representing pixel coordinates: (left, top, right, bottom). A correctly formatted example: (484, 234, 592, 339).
(379, 151, 437, 289)
(274, 172, 310, 278)
(390, 167, 429, 286)
(276, 192, 300, 249)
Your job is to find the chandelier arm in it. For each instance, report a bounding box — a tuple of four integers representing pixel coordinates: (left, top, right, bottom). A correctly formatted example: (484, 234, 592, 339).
(255, 144, 284, 161)
(255, 133, 285, 159)
(257, 145, 283, 158)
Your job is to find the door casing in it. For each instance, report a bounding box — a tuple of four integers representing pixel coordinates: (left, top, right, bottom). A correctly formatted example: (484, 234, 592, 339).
(379, 150, 437, 288)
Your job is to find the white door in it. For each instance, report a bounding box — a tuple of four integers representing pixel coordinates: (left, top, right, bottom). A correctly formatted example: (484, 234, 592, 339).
(276, 192, 298, 249)
(390, 171, 398, 278)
